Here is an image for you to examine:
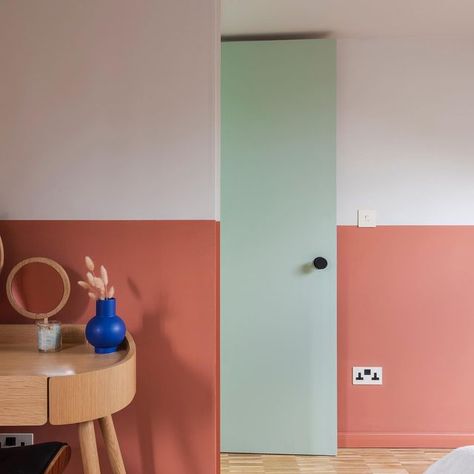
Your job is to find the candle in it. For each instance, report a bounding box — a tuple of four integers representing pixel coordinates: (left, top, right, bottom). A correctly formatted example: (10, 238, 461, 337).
(36, 320, 62, 352)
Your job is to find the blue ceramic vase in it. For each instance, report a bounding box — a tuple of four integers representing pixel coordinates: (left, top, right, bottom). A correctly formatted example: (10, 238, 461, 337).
(86, 298, 126, 354)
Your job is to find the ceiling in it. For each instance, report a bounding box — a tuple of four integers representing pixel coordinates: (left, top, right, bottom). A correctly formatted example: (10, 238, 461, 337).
(221, 0, 474, 38)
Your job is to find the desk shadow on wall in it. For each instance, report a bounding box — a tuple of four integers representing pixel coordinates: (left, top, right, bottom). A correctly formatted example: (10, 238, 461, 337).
(133, 301, 213, 474)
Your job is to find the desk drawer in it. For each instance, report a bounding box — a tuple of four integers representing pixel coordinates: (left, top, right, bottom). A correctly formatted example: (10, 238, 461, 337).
(0, 376, 47, 425)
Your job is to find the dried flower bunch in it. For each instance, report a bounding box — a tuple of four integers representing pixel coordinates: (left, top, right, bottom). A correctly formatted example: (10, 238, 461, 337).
(78, 256, 115, 301)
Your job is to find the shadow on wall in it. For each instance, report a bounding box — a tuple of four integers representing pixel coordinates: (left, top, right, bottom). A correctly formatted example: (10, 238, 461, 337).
(134, 300, 213, 473)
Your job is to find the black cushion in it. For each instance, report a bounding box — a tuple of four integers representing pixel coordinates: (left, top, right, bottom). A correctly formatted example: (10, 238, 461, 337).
(0, 442, 67, 474)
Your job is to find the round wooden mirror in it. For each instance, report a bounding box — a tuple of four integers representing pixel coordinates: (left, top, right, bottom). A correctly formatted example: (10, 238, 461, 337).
(6, 257, 70, 320)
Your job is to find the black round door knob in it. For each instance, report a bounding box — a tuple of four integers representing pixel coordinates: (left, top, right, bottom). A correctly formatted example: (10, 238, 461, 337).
(313, 257, 328, 270)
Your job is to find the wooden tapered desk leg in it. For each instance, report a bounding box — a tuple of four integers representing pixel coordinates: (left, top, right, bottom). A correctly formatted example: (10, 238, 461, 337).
(78, 420, 101, 474)
(99, 415, 126, 474)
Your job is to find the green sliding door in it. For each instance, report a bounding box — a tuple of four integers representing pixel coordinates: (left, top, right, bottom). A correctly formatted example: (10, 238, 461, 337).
(221, 39, 337, 455)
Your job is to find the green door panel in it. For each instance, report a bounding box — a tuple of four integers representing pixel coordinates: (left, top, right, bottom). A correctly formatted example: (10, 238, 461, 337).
(221, 39, 337, 455)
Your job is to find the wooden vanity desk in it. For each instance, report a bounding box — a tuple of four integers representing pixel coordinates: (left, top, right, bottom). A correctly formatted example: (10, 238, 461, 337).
(0, 324, 136, 474)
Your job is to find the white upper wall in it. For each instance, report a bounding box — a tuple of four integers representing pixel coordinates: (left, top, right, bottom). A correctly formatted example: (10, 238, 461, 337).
(3, 1, 473, 225)
(222, 0, 474, 38)
(0, 1, 219, 220)
(337, 38, 474, 225)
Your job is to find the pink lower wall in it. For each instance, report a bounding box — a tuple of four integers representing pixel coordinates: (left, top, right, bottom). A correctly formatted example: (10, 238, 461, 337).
(3, 221, 470, 460)
(0, 220, 219, 474)
(338, 225, 474, 447)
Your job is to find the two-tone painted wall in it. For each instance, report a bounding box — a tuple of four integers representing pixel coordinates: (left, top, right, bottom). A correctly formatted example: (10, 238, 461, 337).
(0, 1, 220, 473)
(2, 5, 473, 462)
(337, 38, 474, 447)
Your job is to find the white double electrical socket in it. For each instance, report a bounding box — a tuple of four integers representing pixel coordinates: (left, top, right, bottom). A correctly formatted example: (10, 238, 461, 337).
(353, 367, 383, 385)
(0, 433, 34, 448)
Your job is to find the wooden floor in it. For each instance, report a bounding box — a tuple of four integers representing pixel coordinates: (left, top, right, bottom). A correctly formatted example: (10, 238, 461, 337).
(221, 449, 449, 473)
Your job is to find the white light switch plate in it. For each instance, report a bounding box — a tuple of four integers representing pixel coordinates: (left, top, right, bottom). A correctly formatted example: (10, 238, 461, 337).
(358, 209, 376, 227)
(353, 367, 383, 385)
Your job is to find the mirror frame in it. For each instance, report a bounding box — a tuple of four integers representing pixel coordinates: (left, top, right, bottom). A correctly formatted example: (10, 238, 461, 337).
(0, 236, 3, 276)
(6, 257, 71, 320)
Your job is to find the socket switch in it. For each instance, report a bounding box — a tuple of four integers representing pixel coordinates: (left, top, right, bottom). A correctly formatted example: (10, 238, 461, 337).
(0, 433, 34, 448)
(358, 209, 376, 227)
(353, 367, 383, 385)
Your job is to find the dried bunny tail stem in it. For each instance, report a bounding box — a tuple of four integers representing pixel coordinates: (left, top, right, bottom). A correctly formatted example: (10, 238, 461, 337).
(86, 272, 95, 286)
(107, 286, 115, 299)
(88, 292, 97, 300)
(85, 256, 95, 272)
(94, 277, 105, 290)
(93, 277, 106, 300)
(100, 265, 109, 295)
(100, 265, 109, 286)
(78, 281, 90, 290)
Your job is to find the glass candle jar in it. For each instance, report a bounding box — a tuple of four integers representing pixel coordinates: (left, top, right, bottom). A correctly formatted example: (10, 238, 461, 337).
(36, 320, 62, 352)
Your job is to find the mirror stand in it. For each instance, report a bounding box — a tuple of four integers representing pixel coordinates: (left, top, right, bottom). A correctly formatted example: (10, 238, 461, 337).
(6, 257, 71, 352)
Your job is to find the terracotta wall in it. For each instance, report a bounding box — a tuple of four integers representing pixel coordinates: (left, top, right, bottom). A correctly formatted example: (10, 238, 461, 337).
(0, 220, 219, 473)
(338, 226, 474, 447)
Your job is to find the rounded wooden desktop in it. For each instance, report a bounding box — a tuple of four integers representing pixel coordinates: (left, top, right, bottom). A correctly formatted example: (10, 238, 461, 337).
(0, 324, 136, 474)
